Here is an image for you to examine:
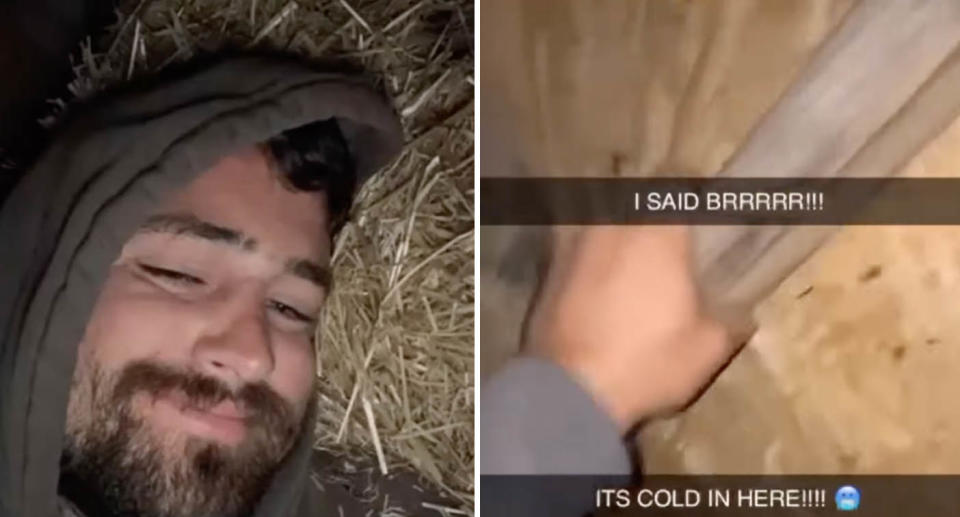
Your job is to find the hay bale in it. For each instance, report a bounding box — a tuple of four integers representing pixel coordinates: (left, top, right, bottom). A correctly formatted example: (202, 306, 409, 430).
(57, 0, 474, 512)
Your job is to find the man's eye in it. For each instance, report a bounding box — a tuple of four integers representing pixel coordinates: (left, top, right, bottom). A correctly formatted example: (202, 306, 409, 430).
(268, 300, 314, 324)
(137, 263, 205, 285)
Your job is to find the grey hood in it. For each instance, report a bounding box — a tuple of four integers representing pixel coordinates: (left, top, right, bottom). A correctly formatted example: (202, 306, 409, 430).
(0, 54, 403, 517)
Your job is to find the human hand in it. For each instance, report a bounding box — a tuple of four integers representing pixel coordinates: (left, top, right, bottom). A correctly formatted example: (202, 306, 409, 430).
(525, 226, 741, 433)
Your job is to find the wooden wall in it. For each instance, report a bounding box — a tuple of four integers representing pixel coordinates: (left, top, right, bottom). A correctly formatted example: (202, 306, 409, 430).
(480, 0, 960, 473)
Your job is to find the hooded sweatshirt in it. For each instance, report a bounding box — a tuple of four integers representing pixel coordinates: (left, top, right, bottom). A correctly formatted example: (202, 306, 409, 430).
(0, 54, 403, 517)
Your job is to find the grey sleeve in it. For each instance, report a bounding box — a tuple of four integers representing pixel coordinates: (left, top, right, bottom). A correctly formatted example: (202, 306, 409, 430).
(479, 356, 632, 475)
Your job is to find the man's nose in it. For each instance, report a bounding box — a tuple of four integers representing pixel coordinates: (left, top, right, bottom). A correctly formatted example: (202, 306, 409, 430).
(192, 285, 274, 388)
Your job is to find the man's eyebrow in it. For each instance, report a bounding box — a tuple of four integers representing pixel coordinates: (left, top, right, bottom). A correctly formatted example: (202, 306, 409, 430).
(139, 212, 330, 289)
(138, 213, 257, 251)
(286, 258, 332, 291)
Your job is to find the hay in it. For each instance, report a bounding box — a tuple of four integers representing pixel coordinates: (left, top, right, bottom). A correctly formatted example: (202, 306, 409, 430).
(58, 0, 474, 512)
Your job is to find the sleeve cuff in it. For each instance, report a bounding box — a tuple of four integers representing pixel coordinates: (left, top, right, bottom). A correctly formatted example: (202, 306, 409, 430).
(479, 356, 632, 475)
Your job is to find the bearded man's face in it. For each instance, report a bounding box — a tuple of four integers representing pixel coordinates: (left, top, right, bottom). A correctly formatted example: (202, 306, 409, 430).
(61, 146, 331, 517)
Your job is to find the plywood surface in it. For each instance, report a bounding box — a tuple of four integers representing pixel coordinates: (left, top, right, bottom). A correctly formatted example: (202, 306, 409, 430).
(480, 0, 960, 473)
(644, 122, 960, 473)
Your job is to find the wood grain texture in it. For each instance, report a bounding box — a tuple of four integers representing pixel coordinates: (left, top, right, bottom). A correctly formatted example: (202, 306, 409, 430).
(694, 0, 960, 340)
(480, 0, 960, 474)
(480, 0, 856, 377)
(482, 0, 960, 367)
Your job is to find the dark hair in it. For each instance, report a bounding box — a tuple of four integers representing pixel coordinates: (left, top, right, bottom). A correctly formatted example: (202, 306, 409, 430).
(266, 118, 357, 237)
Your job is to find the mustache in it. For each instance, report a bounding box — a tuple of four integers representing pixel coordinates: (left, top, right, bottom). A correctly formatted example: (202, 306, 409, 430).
(110, 361, 298, 440)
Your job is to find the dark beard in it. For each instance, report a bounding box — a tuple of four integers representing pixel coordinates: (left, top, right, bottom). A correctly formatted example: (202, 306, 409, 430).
(60, 361, 306, 517)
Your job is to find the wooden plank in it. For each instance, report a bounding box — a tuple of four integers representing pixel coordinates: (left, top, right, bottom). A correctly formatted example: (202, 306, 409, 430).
(692, 0, 960, 340)
(480, 0, 960, 376)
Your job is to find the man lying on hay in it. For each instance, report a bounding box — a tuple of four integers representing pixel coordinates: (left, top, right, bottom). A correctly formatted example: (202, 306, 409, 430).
(0, 53, 406, 517)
